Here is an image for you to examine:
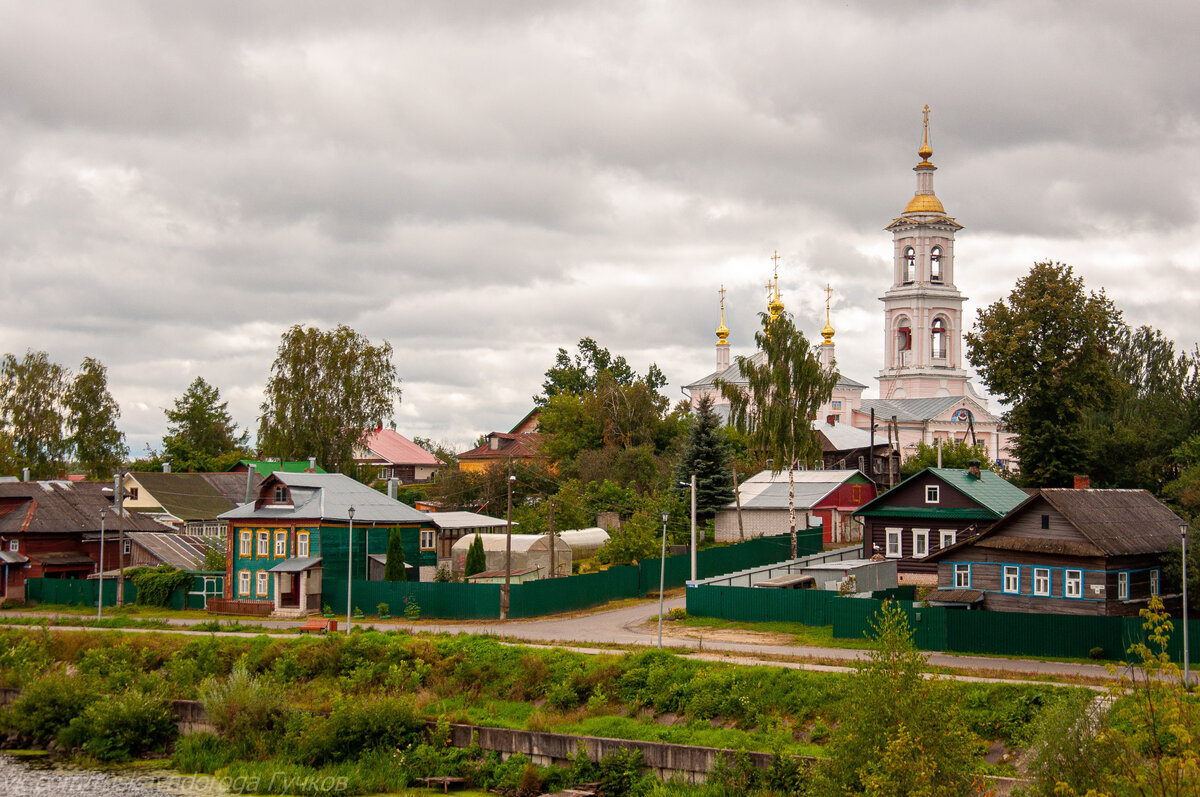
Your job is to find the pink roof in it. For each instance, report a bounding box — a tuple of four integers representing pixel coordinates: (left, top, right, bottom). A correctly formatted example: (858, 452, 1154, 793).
(361, 429, 442, 467)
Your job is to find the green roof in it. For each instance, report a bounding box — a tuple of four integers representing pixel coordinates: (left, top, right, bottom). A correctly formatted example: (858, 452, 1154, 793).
(855, 506, 1000, 520)
(928, 467, 1028, 516)
(235, 459, 328, 475)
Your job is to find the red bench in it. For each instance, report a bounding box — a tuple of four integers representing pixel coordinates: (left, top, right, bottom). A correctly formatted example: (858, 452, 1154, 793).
(301, 617, 336, 633)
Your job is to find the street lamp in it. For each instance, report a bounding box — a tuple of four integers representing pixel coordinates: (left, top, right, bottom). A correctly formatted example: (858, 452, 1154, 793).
(346, 506, 355, 634)
(678, 477, 698, 582)
(1184, 521, 1191, 689)
(658, 510, 668, 649)
(97, 508, 107, 620)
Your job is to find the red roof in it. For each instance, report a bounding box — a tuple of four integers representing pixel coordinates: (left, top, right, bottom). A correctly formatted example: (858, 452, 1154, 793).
(457, 432, 547, 461)
(360, 429, 441, 467)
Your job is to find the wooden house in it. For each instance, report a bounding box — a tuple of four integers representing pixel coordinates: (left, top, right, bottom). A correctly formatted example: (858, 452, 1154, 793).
(854, 464, 1028, 584)
(219, 472, 436, 617)
(352, 428, 443, 484)
(714, 469, 876, 545)
(926, 488, 1184, 615)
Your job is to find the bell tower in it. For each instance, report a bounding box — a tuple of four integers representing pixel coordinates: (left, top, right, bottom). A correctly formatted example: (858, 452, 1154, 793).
(877, 106, 971, 399)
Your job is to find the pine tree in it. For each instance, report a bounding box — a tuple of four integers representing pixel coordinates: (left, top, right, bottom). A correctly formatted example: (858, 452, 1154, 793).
(383, 529, 407, 581)
(675, 394, 735, 523)
(464, 533, 487, 577)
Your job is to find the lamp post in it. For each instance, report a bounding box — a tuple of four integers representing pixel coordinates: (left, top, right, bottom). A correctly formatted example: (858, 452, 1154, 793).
(346, 506, 355, 634)
(677, 478, 698, 582)
(1184, 521, 1191, 689)
(658, 510, 668, 649)
(97, 508, 106, 620)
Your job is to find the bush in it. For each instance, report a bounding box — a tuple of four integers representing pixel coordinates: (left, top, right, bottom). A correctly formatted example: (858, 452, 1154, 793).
(290, 695, 424, 766)
(200, 662, 287, 757)
(6, 672, 96, 743)
(128, 565, 192, 607)
(59, 688, 177, 761)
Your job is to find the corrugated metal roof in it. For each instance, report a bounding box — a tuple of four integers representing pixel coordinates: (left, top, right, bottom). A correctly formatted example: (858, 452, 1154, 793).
(930, 468, 1028, 516)
(815, 422, 874, 451)
(726, 469, 865, 511)
(219, 473, 430, 524)
(859, 396, 996, 423)
(126, 532, 208, 571)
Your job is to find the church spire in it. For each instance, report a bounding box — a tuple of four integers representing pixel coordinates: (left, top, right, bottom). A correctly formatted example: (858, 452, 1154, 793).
(767, 251, 785, 322)
(821, 283, 835, 344)
(715, 284, 730, 346)
(903, 104, 946, 215)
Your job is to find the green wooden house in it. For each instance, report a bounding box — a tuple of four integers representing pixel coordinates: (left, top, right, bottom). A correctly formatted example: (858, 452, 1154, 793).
(219, 472, 435, 617)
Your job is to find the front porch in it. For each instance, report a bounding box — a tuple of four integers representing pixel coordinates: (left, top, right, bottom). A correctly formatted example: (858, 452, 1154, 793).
(267, 556, 323, 618)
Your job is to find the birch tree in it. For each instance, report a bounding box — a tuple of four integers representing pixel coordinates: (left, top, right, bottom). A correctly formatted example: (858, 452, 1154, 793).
(717, 312, 837, 559)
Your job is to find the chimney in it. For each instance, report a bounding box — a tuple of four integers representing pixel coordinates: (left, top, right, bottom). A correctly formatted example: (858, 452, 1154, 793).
(1074, 474, 1091, 490)
(162, 462, 171, 473)
(307, 456, 317, 473)
(387, 478, 398, 500)
(21, 467, 29, 482)
(967, 459, 981, 480)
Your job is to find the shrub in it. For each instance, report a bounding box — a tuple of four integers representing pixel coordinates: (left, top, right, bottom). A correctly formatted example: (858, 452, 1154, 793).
(7, 672, 96, 743)
(128, 565, 192, 607)
(1089, 646, 1106, 660)
(290, 695, 424, 766)
(200, 662, 287, 757)
(59, 688, 177, 761)
(404, 597, 421, 621)
(377, 602, 389, 617)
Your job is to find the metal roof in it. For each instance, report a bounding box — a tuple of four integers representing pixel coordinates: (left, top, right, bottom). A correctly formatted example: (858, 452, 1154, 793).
(125, 532, 209, 571)
(725, 469, 866, 511)
(0, 481, 173, 535)
(220, 472, 431, 524)
(0, 551, 29, 564)
(858, 396, 996, 423)
(423, 511, 511, 530)
(855, 467, 1026, 519)
(814, 422, 874, 451)
(359, 429, 441, 467)
(268, 556, 324, 573)
(127, 472, 239, 522)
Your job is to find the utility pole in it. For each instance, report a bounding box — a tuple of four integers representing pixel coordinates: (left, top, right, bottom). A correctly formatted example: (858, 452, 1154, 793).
(502, 467, 514, 619)
(115, 472, 126, 607)
(732, 468, 745, 542)
(97, 508, 106, 619)
(690, 473, 697, 582)
(548, 498, 556, 578)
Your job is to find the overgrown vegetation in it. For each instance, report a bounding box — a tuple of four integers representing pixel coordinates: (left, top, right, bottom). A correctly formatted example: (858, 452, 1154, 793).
(127, 565, 193, 607)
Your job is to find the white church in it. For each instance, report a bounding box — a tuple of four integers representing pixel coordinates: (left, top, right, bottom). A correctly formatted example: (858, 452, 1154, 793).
(685, 108, 1017, 472)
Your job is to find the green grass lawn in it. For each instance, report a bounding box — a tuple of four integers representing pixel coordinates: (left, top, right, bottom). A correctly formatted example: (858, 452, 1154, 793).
(670, 615, 873, 650)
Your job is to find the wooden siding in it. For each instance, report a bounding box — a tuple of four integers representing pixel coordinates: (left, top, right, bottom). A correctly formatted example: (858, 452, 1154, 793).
(866, 518, 980, 575)
(881, 472, 981, 511)
(987, 497, 1087, 545)
(937, 547, 1166, 616)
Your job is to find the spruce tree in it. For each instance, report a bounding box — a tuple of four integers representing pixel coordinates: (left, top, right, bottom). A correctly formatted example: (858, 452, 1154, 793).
(464, 533, 487, 577)
(675, 394, 735, 523)
(383, 529, 407, 581)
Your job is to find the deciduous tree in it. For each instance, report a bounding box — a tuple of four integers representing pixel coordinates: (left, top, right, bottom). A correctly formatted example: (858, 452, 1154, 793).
(966, 262, 1123, 487)
(717, 312, 837, 558)
(0, 350, 70, 478)
(258, 325, 402, 473)
(65, 357, 128, 479)
(900, 439, 997, 479)
(163, 377, 248, 472)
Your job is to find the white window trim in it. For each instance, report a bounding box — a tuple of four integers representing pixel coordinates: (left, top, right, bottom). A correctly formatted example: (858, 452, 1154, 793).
(7, 539, 17, 552)
(1033, 567, 1051, 597)
(1003, 565, 1019, 594)
(912, 528, 929, 559)
(954, 564, 970, 589)
(1151, 569, 1161, 597)
(239, 530, 251, 557)
(925, 485, 939, 504)
(256, 531, 269, 557)
(420, 529, 435, 551)
(297, 532, 310, 558)
(939, 529, 957, 549)
(274, 531, 287, 557)
(122, 540, 131, 555)
(238, 570, 250, 596)
(255, 570, 269, 597)
(1118, 571, 1129, 601)
(1065, 569, 1082, 599)
(885, 528, 902, 558)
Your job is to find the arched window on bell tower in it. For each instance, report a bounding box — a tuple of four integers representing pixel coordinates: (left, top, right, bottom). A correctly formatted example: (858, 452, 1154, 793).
(895, 316, 912, 367)
(904, 247, 916, 284)
(931, 316, 948, 360)
(931, 246, 943, 283)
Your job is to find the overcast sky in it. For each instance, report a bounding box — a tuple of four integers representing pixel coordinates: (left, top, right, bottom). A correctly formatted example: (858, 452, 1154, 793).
(2, 1, 1197, 458)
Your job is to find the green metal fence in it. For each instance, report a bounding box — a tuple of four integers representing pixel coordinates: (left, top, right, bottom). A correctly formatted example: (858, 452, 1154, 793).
(324, 578, 502, 620)
(509, 566, 640, 619)
(687, 584, 837, 625)
(25, 577, 144, 608)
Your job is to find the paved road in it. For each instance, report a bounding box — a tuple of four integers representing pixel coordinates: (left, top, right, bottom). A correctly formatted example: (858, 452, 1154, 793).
(3, 595, 1124, 684)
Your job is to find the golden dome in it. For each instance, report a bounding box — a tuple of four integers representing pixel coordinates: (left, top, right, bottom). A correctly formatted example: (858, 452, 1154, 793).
(716, 320, 730, 345)
(820, 282, 835, 344)
(821, 321, 835, 344)
(904, 193, 946, 214)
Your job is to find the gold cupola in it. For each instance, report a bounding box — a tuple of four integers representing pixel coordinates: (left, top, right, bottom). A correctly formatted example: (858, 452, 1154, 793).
(716, 285, 730, 346)
(767, 251, 785, 322)
(820, 283, 835, 344)
(903, 104, 947, 215)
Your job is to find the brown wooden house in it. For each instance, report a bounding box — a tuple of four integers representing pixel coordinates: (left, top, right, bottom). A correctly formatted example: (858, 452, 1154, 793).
(854, 465, 1029, 585)
(926, 488, 1184, 616)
